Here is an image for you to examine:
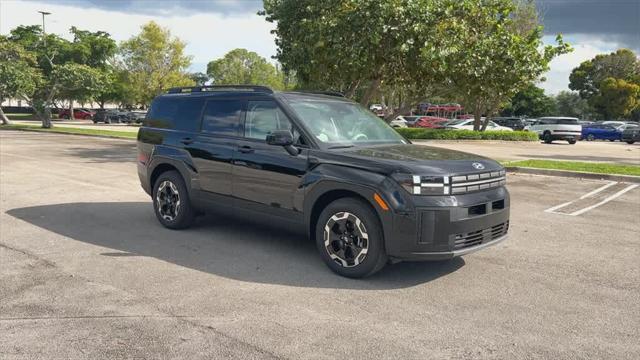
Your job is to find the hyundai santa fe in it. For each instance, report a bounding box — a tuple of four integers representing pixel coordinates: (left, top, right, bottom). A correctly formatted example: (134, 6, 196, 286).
(137, 85, 510, 278)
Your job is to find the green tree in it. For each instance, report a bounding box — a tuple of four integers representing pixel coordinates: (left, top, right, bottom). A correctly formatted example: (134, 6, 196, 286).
(569, 49, 640, 119)
(261, 0, 439, 107)
(591, 78, 640, 119)
(206, 48, 286, 89)
(569, 49, 639, 99)
(118, 21, 194, 106)
(189, 72, 210, 86)
(0, 36, 41, 125)
(263, 0, 570, 127)
(422, 0, 570, 130)
(7, 26, 112, 126)
(501, 85, 556, 117)
(555, 91, 592, 119)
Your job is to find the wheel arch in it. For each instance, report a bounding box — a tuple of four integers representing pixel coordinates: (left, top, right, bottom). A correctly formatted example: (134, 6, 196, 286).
(308, 188, 378, 243)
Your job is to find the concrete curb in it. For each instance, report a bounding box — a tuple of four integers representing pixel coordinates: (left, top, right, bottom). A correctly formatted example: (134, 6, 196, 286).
(506, 166, 640, 184)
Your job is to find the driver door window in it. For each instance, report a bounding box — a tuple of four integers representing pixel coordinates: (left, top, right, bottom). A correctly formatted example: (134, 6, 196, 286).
(245, 101, 292, 140)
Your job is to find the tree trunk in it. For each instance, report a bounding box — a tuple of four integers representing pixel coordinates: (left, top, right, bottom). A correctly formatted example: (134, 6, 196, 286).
(42, 108, 52, 128)
(360, 78, 381, 107)
(0, 104, 11, 125)
(473, 108, 482, 131)
(69, 100, 75, 120)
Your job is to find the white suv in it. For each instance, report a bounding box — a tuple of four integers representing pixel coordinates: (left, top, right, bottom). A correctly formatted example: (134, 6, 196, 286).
(527, 117, 582, 144)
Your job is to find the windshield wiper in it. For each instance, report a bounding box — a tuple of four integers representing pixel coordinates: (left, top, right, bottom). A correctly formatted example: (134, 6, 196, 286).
(327, 144, 355, 149)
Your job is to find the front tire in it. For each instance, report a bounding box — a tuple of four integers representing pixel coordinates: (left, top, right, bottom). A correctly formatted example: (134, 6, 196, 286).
(315, 198, 387, 278)
(627, 140, 636, 144)
(152, 170, 195, 229)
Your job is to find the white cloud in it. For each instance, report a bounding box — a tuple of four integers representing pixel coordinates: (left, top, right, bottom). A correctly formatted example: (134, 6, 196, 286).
(538, 35, 627, 95)
(0, 0, 278, 73)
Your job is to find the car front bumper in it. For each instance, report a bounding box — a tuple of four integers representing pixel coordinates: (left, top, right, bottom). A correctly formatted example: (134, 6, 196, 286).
(383, 186, 510, 261)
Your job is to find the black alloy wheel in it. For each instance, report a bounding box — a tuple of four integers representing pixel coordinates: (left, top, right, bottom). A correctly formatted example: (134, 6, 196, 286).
(316, 198, 387, 278)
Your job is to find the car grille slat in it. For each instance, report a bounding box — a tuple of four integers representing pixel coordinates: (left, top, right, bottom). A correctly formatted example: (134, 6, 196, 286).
(450, 170, 506, 194)
(453, 221, 509, 250)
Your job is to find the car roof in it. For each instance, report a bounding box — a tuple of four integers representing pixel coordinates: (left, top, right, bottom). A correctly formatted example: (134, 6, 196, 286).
(538, 117, 579, 120)
(157, 86, 353, 103)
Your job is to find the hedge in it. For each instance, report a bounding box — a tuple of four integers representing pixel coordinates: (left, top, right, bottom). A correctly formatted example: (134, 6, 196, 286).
(396, 128, 538, 141)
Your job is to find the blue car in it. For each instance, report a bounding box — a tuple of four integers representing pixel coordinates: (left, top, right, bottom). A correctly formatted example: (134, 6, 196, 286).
(581, 124, 622, 141)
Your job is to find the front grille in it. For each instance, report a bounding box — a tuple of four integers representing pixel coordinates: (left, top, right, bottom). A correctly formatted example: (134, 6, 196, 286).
(453, 221, 509, 250)
(450, 170, 506, 194)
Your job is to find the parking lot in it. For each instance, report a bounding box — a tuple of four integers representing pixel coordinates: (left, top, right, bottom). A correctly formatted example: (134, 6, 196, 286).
(1, 131, 639, 359)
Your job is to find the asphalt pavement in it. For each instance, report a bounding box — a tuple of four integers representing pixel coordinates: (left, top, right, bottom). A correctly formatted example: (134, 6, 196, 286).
(1, 131, 639, 359)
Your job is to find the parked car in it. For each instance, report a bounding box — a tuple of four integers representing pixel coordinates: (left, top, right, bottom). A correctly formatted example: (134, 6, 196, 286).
(602, 121, 627, 129)
(93, 109, 126, 124)
(621, 124, 640, 144)
(527, 117, 581, 144)
(138, 85, 510, 278)
(125, 111, 147, 123)
(581, 123, 622, 141)
(414, 116, 450, 129)
(492, 117, 526, 131)
(444, 119, 513, 131)
(394, 115, 423, 127)
(58, 108, 95, 120)
(390, 116, 409, 128)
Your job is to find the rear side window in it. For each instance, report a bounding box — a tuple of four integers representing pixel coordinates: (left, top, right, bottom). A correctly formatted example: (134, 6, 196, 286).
(556, 118, 579, 125)
(146, 97, 205, 132)
(201, 99, 243, 136)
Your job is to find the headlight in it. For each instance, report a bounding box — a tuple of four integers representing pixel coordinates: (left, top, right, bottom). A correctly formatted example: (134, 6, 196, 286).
(391, 173, 449, 195)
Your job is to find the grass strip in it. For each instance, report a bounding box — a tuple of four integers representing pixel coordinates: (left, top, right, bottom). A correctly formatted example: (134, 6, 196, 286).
(396, 128, 538, 141)
(503, 159, 640, 176)
(0, 123, 137, 139)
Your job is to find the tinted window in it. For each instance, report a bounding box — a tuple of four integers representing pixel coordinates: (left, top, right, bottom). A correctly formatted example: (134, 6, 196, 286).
(146, 97, 205, 131)
(201, 99, 243, 135)
(245, 101, 292, 140)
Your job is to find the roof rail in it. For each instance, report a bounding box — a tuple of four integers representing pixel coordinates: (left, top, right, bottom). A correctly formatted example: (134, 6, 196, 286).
(167, 85, 274, 94)
(295, 90, 345, 98)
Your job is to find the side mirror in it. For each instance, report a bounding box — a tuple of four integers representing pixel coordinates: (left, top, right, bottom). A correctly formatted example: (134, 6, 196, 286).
(266, 130, 299, 156)
(266, 130, 294, 146)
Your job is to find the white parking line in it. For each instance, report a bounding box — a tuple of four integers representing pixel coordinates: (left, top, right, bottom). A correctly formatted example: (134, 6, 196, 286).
(545, 181, 639, 216)
(568, 184, 639, 216)
(544, 181, 617, 214)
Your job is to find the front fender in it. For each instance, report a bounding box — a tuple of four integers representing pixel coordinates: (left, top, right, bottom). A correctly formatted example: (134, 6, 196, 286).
(301, 164, 402, 250)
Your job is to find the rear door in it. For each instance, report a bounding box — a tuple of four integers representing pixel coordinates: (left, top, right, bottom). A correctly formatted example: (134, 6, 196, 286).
(232, 99, 309, 218)
(191, 98, 245, 196)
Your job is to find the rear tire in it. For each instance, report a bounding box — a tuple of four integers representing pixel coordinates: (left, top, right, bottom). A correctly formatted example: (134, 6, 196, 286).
(152, 170, 195, 229)
(543, 131, 553, 144)
(627, 141, 636, 144)
(568, 139, 576, 145)
(587, 134, 595, 141)
(315, 198, 387, 278)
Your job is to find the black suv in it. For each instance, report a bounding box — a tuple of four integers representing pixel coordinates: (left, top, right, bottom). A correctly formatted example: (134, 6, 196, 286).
(137, 86, 510, 278)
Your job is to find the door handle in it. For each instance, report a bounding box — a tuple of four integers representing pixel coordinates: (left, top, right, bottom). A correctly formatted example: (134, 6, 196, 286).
(238, 145, 254, 154)
(180, 137, 194, 145)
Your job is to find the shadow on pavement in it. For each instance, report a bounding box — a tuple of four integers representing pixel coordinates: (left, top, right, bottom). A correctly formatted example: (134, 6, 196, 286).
(7, 202, 464, 290)
(66, 144, 137, 163)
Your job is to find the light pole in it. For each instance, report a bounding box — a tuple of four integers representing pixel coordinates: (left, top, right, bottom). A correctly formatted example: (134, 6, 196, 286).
(38, 11, 51, 47)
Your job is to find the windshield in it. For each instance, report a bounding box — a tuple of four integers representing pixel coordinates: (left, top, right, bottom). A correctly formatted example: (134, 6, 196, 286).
(445, 119, 468, 126)
(286, 98, 407, 147)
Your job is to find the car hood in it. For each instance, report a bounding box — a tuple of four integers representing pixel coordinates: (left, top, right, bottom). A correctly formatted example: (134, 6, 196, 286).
(324, 144, 503, 176)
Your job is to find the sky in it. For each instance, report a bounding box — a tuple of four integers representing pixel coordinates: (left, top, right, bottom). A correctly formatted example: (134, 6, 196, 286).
(0, 0, 638, 95)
